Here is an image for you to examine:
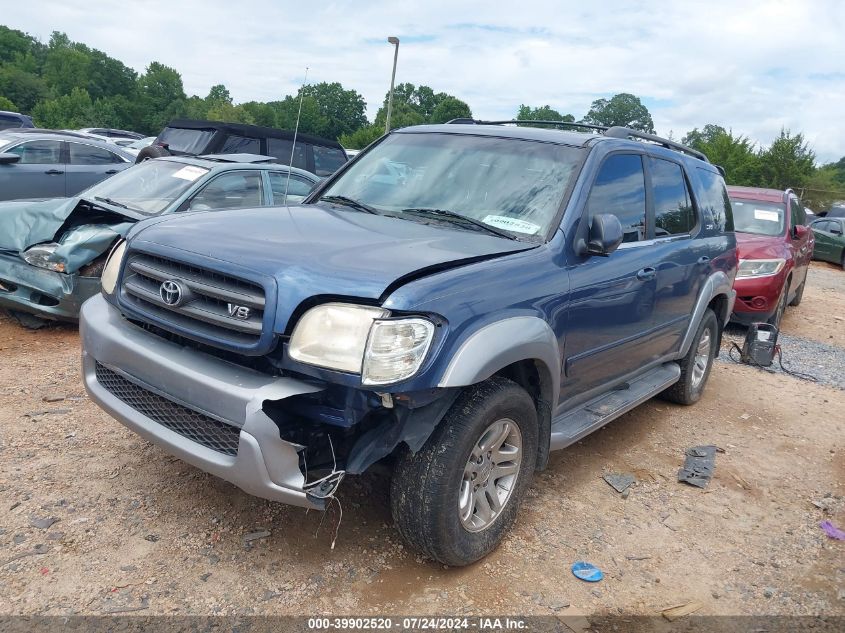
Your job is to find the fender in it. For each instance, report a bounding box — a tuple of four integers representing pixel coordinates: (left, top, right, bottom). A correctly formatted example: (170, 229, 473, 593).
(678, 271, 736, 357)
(437, 316, 561, 470)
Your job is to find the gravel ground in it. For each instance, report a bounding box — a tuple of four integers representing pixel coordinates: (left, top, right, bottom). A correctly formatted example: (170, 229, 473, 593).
(0, 262, 843, 619)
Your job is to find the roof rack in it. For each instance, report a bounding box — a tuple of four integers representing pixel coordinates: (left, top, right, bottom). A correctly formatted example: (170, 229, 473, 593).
(445, 119, 711, 164)
(603, 126, 709, 162)
(447, 118, 608, 132)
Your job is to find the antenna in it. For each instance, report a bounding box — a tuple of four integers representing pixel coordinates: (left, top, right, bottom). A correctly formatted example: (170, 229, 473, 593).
(284, 66, 309, 205)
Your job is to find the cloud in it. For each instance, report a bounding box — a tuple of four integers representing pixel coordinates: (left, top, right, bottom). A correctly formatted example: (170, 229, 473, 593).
(5, 0, 844, 161)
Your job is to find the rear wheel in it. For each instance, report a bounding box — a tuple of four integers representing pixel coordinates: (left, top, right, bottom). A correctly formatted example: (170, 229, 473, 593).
(661, 308, 718, 405)
(390, 377, 538, 566)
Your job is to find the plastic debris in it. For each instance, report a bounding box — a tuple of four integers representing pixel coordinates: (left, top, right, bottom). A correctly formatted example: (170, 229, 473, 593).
(571, 561, 603, 582)
(660, 601, 703, 621)
(677, 445, 717, 488)
(819, 520, 845, 540)
(603, 473, 635, 494)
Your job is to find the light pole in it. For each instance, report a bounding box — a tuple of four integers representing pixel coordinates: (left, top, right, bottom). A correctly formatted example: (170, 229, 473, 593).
(385, 36, 400, 134)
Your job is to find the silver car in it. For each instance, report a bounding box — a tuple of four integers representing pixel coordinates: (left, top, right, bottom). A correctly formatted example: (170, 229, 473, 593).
(0, 130, 134, 201)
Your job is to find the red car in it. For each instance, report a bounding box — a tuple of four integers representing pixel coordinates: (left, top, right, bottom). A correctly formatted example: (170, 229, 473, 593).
(728, 186, 814, 327)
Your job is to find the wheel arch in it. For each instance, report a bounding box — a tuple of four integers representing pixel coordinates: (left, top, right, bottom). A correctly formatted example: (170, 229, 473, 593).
(679, 272, 735, 357)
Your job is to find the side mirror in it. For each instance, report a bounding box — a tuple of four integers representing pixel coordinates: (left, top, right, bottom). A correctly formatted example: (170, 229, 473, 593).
(580, 213, 624, 256)
(792, 224, 809, 239)
(0, 152, 21, 165)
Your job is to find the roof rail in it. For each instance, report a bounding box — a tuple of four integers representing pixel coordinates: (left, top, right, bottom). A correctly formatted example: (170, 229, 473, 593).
(603, 126, 709, 162)
(447, 118, 608, 132)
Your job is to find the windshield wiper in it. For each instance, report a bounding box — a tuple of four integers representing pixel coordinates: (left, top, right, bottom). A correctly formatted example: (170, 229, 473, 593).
(399, 208, 518, 240)
(320, 195, 381, 215)
(93, 196, 142, 212)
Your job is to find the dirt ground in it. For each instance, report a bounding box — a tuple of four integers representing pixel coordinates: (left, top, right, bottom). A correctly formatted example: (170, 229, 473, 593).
(0, 263, 843, 618)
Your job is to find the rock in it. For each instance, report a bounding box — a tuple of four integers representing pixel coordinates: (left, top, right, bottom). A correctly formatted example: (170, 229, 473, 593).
(143, 534, 160, 542)
(591, 589, 602, 598)
(763, 587, 775, 598)
(548, 598, 570, 611)
(42, 394, 66, 403)
(711, 592, 720, 599)
(621, 488, 630, 499)
(200, 573, 211, 582)
(46, 531, 64, 540)
(242, 530, 271, 544)
(13, 534, 26, 544)
(119, 565, 137, 572)
(30, 516, 59, 530)
(603, 473, 635, 493)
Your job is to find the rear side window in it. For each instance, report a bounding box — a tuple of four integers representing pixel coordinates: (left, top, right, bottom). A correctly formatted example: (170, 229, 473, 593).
(7, 140, 63, 164)
(221, 135, 260, 154)
(587, 154, 646, 243)
(68, 142, 124, 164)
(267, 138, 307, 170)
(313, 145, 347, 177)
(157, 127, 215, 154)
(695, 168, 733, 232)
(268, 171, 315, 200)
(649, 157, 695, 236)
(0, 114, 23, 130)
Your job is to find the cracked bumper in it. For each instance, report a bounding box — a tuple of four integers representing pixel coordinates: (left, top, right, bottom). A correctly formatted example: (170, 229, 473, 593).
(80, 293, 324, 509)
(0, 253, 99, 320)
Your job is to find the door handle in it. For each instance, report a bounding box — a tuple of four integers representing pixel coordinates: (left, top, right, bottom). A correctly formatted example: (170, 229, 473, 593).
(697, 256, 711, 265)
(105, 169, 119, 174)
(44, 169, 64, 175)
(636, 267, 656, 281)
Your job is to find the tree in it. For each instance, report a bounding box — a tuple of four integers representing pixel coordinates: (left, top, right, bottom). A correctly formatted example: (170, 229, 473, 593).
(758, 129, 815, 191)
(31, 87, 95, 128)
(683, 124, 760, 185)
(516, 104, 575, 127)
(338, 125, 384, 149)
(800, 167, 845, 212)
(430, 96, 472, 123)
(299, 82, 367, 139)
(136, 62, 187, 133)
(584, 93, 655, 133)
(0, 96, 16, 111)
(42, 32, 91, 96)
(0, 66, 48, 111)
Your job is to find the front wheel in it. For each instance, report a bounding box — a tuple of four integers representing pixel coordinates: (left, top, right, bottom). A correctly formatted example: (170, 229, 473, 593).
(768, 288, 788, 328)
(661, 308, 718, 405)
(390, 377, 538, 566)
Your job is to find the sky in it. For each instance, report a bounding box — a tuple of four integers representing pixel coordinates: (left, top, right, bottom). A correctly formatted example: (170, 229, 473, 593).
(6, 0, 845, 162)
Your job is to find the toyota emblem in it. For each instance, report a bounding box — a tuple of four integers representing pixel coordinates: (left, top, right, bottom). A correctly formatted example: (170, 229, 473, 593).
(159, 280, 184, 306)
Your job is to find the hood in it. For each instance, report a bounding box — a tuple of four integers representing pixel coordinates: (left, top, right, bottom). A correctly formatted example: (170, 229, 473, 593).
(131, 203, 535, 330)
(0, 197, 136, 273)
(735, 231, 787, 260)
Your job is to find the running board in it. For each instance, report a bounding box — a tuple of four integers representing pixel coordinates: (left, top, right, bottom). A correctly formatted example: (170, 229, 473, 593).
(549, 362, 681, 451)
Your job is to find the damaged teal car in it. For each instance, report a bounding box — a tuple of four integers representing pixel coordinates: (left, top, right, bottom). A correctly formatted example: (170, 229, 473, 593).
(0, 154, 320, 324)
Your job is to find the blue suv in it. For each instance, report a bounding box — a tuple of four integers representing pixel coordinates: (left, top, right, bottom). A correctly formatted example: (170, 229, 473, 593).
(80, 121, 736, 566)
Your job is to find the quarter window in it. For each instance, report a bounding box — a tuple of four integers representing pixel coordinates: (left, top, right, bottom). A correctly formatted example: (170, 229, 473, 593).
(268, 171, 316, 202)
(649, 157, 695, 236)
(8, 140, 62, 164)
(68, 142, 124, 164)
(587, 154, 646, 243)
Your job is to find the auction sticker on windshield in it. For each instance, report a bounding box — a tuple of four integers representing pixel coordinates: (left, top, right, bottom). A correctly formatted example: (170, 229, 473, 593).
(482, 215, 541, 235)
(754, 209, 780, 222)
(172, 165, 209, 181)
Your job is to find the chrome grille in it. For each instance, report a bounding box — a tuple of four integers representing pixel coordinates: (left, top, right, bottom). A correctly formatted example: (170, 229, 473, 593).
(121, 252, 265, 347)
(95, 362, 240, 456)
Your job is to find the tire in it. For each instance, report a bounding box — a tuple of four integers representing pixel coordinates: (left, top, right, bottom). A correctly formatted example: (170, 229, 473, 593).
(135, 145, 170, 163)
(661, 308, 718, 405)
(390, 376, 538, 566)
(788, 279, 805, 307)
(767, 288, 788, 328)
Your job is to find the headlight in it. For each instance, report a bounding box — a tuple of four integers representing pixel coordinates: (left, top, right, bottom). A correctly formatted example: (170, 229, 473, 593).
(289, 303, 435, 384)
(736, 258, 785, 278)
(22, 243, 64, 272)
(100, 240, 127, 295)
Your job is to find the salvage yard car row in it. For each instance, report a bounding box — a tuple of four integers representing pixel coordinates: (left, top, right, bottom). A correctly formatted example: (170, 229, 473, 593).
(0, 118, 840, 567)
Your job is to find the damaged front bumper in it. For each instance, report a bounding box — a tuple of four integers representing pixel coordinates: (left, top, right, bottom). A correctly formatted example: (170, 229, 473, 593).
(80, 294, 332, 509)
(0, 252, 99, 320)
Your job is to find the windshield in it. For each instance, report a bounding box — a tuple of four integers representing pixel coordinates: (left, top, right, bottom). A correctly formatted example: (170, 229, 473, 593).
(81, 160, 209, 215)
(730, 198, 785, 236)
(317, 133, 583, 239)
(157, 127, 215, 154)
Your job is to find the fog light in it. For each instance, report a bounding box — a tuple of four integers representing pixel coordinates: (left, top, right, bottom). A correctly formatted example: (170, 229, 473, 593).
(751, 296, 767, 309)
